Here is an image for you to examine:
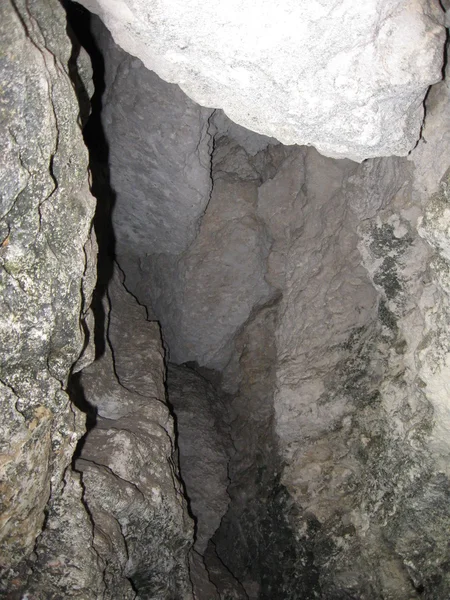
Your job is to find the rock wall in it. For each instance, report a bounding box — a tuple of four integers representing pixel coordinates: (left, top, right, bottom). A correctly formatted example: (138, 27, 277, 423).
(88, 14, 213, 309)
(86, 19, 450, 599)
(167, 365, 231, 599)
(91, 16, 277, 370)
(0, 0, 96, 590)
(2, 1, 450, 599)
(13, 265, 195, 599)
(0, 3, 195, 598)
(74, 267, 194, 598)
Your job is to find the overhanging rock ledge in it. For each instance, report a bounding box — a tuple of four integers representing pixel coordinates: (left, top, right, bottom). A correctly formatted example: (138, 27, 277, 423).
(78, 0, 446, 161)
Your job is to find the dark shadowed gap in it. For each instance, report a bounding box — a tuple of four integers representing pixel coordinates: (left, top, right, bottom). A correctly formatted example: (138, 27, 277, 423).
(63, 0, 116, 361)
(63, 1, 117, 449)
(61, 16, 204, 597)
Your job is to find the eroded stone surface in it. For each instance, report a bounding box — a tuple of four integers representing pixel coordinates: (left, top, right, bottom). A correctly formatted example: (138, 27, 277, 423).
(167, 364, 230, 554)
(0, 0, 96, 585)
(167, 364, 231, 599)
(93, 18, 277, 370)
(4, 4, 450, 597)
(76, 267, 194, 599)
(152, 142, 276, 369)
(216, 98, 450, 599)
(79, 0, 445, 161)
(23, 470, 107, 600)
(12, 264, 195, 598)
(90, 15, 213, 273)
(84, 24, 450, 594)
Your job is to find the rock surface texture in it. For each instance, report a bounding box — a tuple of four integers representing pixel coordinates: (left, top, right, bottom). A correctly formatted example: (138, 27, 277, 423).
(78, 0, 446, 161)
(3, 1, 450, 599)
(0, 4, 195, 598)
(90, 22, 450, 599)
(7, 264, 196, 599)
(167, 365, 230, 556)
(73, 268, 194, 599)
(167, 364, 231, 599)
(0, 0, 96, 590)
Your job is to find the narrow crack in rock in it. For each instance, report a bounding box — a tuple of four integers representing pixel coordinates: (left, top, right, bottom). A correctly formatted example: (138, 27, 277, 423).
(2, 1, 450, 599)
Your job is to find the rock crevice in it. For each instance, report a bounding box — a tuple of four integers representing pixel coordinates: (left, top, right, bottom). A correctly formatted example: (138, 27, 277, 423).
(2, 3, 450, 599)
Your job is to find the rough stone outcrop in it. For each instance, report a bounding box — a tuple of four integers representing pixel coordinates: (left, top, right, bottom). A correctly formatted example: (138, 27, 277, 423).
(11, 266, 194, 599)
(89, 26, 450, 597)
(212, 83, 450, 599)
(92, 17, 276, 370)
(89, 14, 213, 301)
(0, 0, 96, 589)
(73, 267, 194, 599)
(152, 132, 277, 370)
(3, 2, 450, 597)
(79, 0, 445, 161)
(167, 364, 231, 599)
(1, 5, 194, 597)
(167, 365, 229, 555)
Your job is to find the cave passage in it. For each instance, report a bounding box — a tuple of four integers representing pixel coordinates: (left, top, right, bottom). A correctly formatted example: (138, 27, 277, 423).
(62, 4, 450, 600)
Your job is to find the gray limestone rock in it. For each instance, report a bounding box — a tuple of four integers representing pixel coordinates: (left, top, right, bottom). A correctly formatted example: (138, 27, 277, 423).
(76, 267, 194, 599)
(90, 15, 213, 269)
(167, 364, 230, 555)
(3, 3, 450, 597)
(170, 86, 450, 599)
(77, 408, 192, 600)
(0, 0, 96, 586)
(78, 0, 446, 161)
(22, 470, 107, 600)
(188, 551, 221, 600)
(152, 159, 275, 369)
(167, 364, 232, 599)
(90, 20, 277, 370)
(13, 266, 195, 599)
(81, 29, 450, 592)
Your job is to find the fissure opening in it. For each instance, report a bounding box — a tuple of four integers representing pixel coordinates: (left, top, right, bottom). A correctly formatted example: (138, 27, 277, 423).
(63, 6, 450, 599)
(2, 1, 450, 598)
